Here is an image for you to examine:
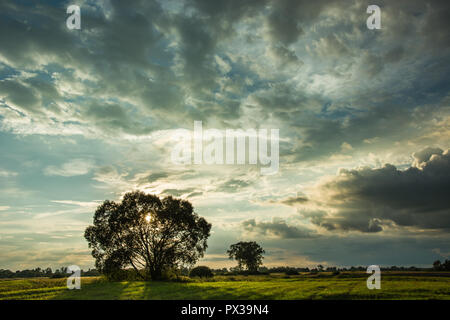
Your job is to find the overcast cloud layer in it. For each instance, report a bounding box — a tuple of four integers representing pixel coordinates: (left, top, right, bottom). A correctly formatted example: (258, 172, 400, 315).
(1, 0, 449, 270)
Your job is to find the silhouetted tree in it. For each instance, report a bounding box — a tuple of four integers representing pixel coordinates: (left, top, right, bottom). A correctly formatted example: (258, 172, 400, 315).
(84, 191, 211, 280)
(434, 259, 450, 271)
(45, 267, 52, 276)
(443, 260, 450, 271)
(433, 260, 442, 271)
(189, 266, 213, 278)
(227, 241, 265, 273)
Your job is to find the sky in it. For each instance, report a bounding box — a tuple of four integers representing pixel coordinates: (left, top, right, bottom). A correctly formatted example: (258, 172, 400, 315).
(0, 0, 449, 271)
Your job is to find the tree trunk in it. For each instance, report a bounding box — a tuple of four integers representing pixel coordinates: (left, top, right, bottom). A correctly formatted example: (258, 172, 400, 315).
(150, 266, 162, 280)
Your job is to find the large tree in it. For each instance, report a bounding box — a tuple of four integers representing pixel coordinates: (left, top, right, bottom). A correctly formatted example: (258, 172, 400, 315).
(227, 241, 265, 272)
(84, 191, 211, 280)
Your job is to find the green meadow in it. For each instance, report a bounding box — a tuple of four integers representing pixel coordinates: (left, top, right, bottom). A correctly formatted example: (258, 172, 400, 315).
(1, 272, 449, 300)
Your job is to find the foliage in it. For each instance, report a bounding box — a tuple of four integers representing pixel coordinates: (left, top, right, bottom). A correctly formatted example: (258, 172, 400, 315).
(0, 267, 99, 279)
(227, 241, 265, 272)
(84, 191, 211, 280)
(433, 260, 450, 271)
(284, 268, 299, 275)
(266, 266, 310, 273)
(190, 266, 213, 278)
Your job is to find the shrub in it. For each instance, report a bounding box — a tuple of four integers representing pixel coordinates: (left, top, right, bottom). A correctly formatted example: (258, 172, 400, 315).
(50, 273, 66, 279)
(103, 268, 150, 281)
(190, 266, 213, 278)
(104, 269, 137, 281)
(161, 268, 180, 281)
(285, 268, 299, 275)
(172, 275, 192, 283)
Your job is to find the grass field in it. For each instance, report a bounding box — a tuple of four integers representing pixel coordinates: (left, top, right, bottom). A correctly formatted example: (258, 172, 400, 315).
(1, 272, 449, 300)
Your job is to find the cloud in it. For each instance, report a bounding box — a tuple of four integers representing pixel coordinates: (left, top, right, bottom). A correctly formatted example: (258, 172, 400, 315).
(80, 102, 151, 136)
(279, 196, 309, 206)
(412, 147, 445, 167)
(137, 172, 169, 183)
(0, 79, 41, 113)
(242, 218, 314, 239)
(51, 200, 100, 208)
(312, 34, 349, 58)
(0, 170, 18, 177)
(267, 45, 302, 67)
(303, 147, 450, 233)
(161, 187, 198, 197)
(432, 248, 450, 259)
(44, 159, 95, 177)
(265, 0, 332, 46)
(216, 178, 251, 193)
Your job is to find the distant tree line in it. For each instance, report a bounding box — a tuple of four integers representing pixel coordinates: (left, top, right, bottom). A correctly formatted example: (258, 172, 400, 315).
(186, 264, 437, 278)
(433, 260, 450, 271)
(0, 267, 100, 279)
(206, 264, 438, 276)
(1, 262, 447, 279)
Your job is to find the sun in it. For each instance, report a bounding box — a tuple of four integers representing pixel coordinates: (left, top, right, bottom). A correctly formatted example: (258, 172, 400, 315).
(145, 215, 151, 222)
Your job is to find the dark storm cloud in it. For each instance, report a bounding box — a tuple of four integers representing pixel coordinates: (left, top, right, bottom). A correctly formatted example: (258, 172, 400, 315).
(421, 5, 450, 49)
(289, 102, 446, 163)
(251, 82, 320, 115)
(263, 0, 339, 63)
(312, 34, 349, 58)
(1, 0, 448, 138)
(366, 0, 450, 56)
(242, 218, 314, 239)
(305, 148, 450, 232)
(0, 0, 211, 130)
(0, 0, 181, 127)
(0, 79, 40, 113)
(0, 0, 270, 133)
(166, 0, 268, 119)
(268, 45, 302, 67)
(266, 0, 334, 45)
(396, 0, 450, 50)
(170, 14, 218, 92)
(189, 0, 267, 23)
(81, 102, 151, 136)
(0, 2, 75, 68)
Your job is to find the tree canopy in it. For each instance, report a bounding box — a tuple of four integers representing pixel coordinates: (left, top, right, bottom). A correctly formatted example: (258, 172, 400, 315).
(227, 241, 265, 273)
(189, 266, 213, 278)
(84, 191, 211, 280)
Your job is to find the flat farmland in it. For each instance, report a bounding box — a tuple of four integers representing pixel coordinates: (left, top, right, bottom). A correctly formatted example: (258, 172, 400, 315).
(1, 272, 449, 300)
